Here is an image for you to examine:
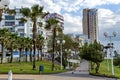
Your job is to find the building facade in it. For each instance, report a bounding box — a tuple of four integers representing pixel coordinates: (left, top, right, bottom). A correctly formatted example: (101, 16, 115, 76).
(0, 8, 48, 53)
(82, 8, 98, 42)
(45, 13, 64, 30)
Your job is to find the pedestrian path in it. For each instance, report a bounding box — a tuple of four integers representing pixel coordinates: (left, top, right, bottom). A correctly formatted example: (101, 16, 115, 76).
(72, 60, 89, 74)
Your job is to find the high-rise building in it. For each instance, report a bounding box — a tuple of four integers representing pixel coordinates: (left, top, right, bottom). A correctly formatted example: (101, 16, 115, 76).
(82, 8, 98, 42)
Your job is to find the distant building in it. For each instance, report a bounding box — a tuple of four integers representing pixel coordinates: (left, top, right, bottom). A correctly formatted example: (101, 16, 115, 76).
(45, 13, 64, 29)
(82, 8, 98, 42)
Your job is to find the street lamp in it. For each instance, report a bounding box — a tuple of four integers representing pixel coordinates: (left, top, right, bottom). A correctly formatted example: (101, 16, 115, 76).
(104, 32, 117, 76)
(0, 0, 10, 21)
(57, 39, 65, 70)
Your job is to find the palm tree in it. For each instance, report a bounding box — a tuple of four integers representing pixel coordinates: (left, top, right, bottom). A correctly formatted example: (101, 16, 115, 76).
(0, 28, 11, 64)
(24, 37, 32, 62)
(6, 33, 18, 63)
(36, 35, 44, 61)
(45, 18, 60, 71)
(21, 4, 48, 70)
(17, 37, 25, 62)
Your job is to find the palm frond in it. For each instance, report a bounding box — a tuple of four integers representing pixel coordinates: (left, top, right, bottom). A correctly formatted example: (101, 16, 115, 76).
(19, 18, 27, 23)
(21, 7, 31, 17)
(37, 22, 43, 27)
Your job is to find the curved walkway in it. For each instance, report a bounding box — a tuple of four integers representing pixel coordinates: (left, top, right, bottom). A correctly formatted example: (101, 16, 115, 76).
(0, 60, 118, 80)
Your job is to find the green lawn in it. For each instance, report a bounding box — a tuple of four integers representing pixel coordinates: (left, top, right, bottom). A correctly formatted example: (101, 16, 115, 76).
(90, 59, 120, 78)
(0, 61, 65, 74)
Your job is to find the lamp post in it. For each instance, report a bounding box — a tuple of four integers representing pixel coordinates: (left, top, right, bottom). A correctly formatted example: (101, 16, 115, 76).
(104, 32, 117, 76)
(57, 39, 65, 70)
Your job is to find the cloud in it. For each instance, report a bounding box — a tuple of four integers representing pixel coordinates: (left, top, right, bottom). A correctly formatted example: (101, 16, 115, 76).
(98, 8, 120, 41)
(63, 13, 82, 34)
(98, 8, 120, 30)
(9, 0, 40, 8)
(8, 0, 120, 35)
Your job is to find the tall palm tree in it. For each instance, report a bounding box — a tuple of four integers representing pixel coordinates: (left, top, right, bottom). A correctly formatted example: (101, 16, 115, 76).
(21, 4, 48, 70)
(45, 18, 60, 71)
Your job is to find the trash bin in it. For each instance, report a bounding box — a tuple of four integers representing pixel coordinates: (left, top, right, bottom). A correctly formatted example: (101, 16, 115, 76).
(39, 65, 44, 73)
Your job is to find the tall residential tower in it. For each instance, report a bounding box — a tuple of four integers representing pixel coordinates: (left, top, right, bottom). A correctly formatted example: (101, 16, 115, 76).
(82, 8, 98, 42)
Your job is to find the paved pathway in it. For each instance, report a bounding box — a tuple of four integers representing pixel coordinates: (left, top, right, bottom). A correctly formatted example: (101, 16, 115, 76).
(0, 60, 118, 80)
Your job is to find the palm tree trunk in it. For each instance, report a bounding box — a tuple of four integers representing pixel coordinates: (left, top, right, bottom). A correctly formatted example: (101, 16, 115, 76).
(33, 21, 37, 70)
(0, 10, 2, 21)
(52, 27, 56, 71)
(30, 49, 32, 62)
(37, 48, 39, 61)
(19, 49, 22, 62)
(1, 42, 4, 64)
(25, 48, 28, 62)
(40, 47, 43, 61)
(10, 50, 13, 63)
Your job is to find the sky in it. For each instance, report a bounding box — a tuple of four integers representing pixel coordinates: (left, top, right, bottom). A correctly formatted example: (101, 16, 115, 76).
(9, 0, 120, 52)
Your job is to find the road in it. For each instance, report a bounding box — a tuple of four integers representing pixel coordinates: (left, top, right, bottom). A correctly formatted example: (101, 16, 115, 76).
(0, 60, 118, 80)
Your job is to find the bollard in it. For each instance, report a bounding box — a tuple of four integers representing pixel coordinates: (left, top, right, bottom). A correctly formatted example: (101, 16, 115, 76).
(8, 70, 12, 80)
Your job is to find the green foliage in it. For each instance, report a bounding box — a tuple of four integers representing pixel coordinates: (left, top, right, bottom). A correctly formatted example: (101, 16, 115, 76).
(114, 57, 120, 67)
(79, 40, 105, 73)
(80, 41, 104, 63)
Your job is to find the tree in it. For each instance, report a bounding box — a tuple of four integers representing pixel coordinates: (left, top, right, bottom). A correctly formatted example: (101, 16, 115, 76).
(113, 50, 120, 67)
(6, 33, 18, 63)
(17, 37, 25, 62)
(36, 35, 44, 61)
(0, 28, 11, 64)
(21, 4, 48, 70)
(24, 37, 31, 62)
(45, 18, 60, 71)
(79, 40, 105, 73)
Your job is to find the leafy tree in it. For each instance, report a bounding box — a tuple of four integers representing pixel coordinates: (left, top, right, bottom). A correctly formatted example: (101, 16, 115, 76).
(113, 50, 120, 67)
(79, 40, 105, 73)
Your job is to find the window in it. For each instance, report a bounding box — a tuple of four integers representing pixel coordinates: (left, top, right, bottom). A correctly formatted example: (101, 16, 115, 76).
(18, 29, 24, 32)
(19, 22, 24, 26)
(20, 33, 24, 37)
(5, 21, 15, 26)
(5, 15, 15, 20)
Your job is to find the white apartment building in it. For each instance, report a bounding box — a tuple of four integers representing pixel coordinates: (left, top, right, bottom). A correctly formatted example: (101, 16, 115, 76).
(0, 8, 48, 53)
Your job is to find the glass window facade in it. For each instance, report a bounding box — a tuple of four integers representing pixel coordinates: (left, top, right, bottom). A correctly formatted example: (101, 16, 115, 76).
(20, 33, 24, 37)
(5, 15, 15, 20)
(19, 22, 24, 26)
(5, 21, 15, 26)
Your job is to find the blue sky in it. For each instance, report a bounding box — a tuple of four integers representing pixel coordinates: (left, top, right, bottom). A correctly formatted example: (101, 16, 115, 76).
(9, 0, 120, 51)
